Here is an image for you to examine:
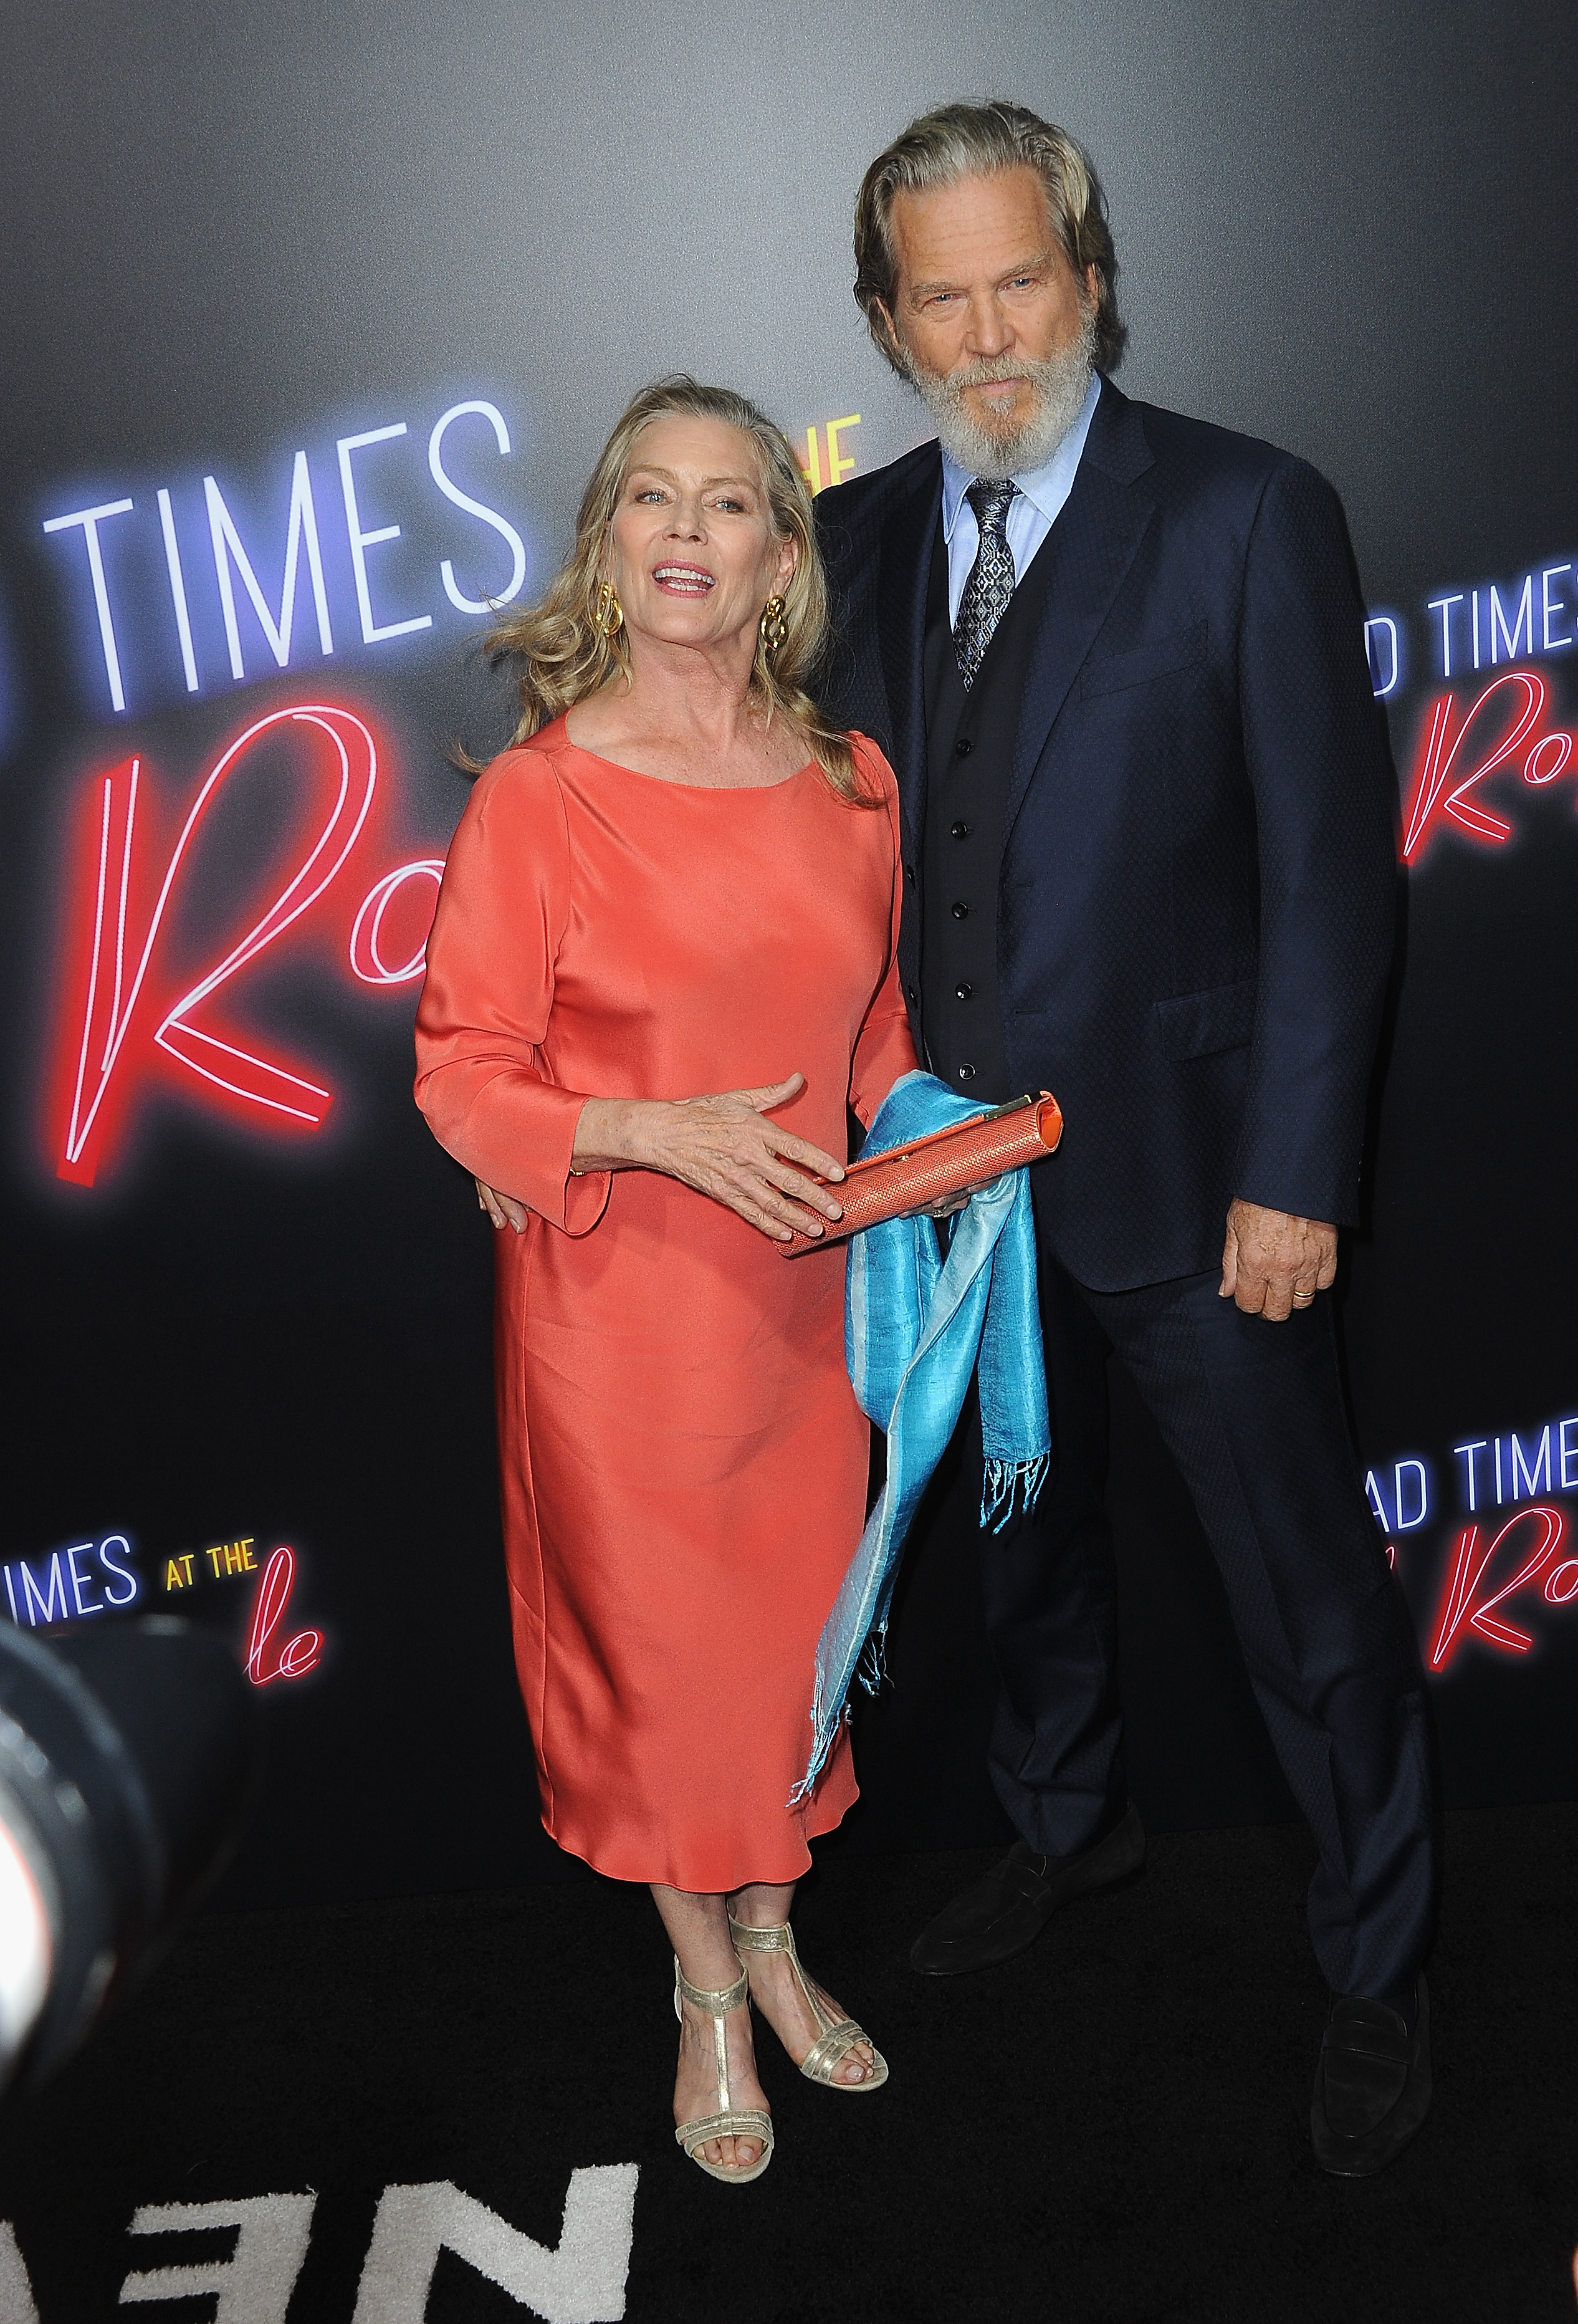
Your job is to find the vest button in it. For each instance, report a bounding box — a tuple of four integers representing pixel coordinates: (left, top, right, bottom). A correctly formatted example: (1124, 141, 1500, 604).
(955, 981, 972, 1001)
(904, 863, 916, 885)
(905, 983, 917, 1004)
(957, 1063, 977, 1080)
(955, 738, 973, 758)
(951, 900, 968, 920)
(950, 819, 970, 840)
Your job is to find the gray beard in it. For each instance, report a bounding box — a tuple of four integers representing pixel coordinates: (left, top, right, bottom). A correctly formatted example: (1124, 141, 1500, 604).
(901, 308, 1097, 479)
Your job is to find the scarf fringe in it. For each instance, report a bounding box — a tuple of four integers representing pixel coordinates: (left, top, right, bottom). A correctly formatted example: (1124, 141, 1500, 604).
(857, 1623, 889, 1697)
(788, 1623, 888, 1807)
(793, 1461, 1050, 1803)
(980, 1452, 1050, 1534)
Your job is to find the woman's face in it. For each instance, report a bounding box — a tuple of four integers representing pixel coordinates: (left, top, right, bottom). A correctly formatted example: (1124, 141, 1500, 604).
(604, 415, 796, 658)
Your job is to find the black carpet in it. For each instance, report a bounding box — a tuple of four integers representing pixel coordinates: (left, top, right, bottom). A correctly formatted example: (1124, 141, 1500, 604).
(2, 1805, 1576, 2322)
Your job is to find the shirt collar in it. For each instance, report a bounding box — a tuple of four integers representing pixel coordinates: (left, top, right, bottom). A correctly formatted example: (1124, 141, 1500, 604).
(940, 370, 1104, 540)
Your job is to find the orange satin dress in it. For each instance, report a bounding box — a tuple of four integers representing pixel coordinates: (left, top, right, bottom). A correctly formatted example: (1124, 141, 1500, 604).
(413, 718, 917, 1890)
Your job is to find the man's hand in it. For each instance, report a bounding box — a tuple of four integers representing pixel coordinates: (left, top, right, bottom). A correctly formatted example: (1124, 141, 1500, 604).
(1219, 1198, 1337, 1320)
(476, 1179, 530, 1234)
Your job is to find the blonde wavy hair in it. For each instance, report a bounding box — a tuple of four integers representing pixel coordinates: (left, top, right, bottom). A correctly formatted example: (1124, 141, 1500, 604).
(479, 377, 874, 805)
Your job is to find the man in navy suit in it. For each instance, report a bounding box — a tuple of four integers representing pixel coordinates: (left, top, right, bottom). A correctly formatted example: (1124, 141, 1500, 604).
(813, 100, 1435, 2174)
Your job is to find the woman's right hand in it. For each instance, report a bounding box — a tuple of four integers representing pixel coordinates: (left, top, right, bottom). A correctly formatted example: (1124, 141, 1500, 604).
(573, 1073, 846, 1243)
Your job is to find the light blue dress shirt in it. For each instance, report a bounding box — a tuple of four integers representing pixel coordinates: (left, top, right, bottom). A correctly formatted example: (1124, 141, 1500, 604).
(940, 371, 1104, 629)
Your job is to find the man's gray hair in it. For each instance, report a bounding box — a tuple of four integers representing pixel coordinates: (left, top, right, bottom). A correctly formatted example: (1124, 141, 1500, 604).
(853, 100, 1127, 377)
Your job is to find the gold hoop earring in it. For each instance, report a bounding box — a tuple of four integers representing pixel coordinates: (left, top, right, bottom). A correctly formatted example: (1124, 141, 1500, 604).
(759, 594, 788, 653)
(593, 581, 624, 638)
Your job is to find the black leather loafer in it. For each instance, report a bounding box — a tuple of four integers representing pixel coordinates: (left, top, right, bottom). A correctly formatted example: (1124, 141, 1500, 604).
(909, 1804, 1146, 1976)
(1311, 1974, 1432, 2175)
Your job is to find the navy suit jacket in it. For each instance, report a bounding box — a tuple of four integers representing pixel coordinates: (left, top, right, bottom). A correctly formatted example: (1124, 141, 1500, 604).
(813, 380, 1398, 1293)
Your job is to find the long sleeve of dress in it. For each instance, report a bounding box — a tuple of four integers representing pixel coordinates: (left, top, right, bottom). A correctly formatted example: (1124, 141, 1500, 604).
(414, 749, 611, 1234)
(849, 756, 921, 1130)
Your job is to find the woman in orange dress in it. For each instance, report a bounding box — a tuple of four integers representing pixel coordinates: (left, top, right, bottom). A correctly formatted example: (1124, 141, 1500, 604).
(414, 378, 918, 2184)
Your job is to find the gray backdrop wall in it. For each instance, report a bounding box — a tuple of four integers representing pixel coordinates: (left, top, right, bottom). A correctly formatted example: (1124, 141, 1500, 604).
(3, 0, 1576, 1905)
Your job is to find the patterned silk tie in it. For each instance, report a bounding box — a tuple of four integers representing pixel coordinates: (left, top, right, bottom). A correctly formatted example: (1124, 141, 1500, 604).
(954, 478, 1020, 689)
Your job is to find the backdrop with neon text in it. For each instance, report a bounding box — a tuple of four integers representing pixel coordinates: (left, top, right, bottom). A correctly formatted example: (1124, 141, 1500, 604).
(2, 0, 1574, 1903)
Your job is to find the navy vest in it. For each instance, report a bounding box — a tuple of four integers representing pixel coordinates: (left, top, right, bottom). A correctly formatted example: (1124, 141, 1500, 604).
(920, 507, 1063, 1104)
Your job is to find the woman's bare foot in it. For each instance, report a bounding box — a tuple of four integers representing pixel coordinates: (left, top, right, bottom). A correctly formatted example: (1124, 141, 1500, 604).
(732, 1926, 877, 2086)
(674, 1994, 771, 2171)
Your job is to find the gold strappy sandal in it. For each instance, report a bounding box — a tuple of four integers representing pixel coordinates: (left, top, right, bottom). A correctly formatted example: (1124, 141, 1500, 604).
(672, 1960, 775, 2184)
(729, 1919, 889, 2092)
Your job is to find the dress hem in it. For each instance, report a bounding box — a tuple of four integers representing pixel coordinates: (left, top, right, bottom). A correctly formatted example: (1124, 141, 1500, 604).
(537, 1774, 858, 1893)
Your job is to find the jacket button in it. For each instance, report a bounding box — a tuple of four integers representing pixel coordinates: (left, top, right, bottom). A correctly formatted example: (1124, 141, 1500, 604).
(905, 983, 918, 1004)
(951, 900, 968, 920)
(957, 1062, 977, 1080)
(904, 863, 916, 886)
(950, 819, 970, 840)
(955, 738, 973, 758)
(955, 981, 972, 1001)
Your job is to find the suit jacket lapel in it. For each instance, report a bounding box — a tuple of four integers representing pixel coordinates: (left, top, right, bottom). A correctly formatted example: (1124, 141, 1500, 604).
(1002, 383, 1157, 844)
(874, 443, 942, 845)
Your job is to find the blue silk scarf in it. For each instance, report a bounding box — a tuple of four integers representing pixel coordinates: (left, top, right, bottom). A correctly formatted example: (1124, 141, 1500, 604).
(793, 1072, 1051, 1800)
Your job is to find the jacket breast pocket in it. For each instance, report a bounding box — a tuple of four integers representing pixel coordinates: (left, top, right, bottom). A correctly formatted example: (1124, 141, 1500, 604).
(1153, 976, 1256, 1060)
(1079, 620, 1208, 700)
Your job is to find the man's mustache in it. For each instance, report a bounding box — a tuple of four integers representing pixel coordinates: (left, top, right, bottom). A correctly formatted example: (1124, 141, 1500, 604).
(937, 357, 1037, 393)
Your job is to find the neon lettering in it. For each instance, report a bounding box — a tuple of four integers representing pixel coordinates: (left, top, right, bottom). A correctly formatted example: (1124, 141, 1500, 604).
(1426, 593, 1464, 679)
(1561, 1418, 1578, 1490)
(41, 499, 136, 712)
(157, 487, 200, 694)
(337, 426, 433, 645)
(349, 860, 444, 986)
(825, 414, 862, 488)
(67, 1545, 103, 1617)
(1523, 729, 1574, 784)
(49, 704, 416, 1184)
(428, 402, 528, 615)
(244, 1546, 323, 1685)
(1454, 1440, 1490, 1512)
(97, 1535, 139, 1606)
(1428, 1504, 1565, 1669)
(1364, 615, 1400, 698)
(1400, 671, 1556, 862)
(1488, 576, 1534, 664)
(204, 454, 335, 681)
(19, 1557, 69, 1628)
(1394, 1459, 1428, 1530)
(1509, 1427, 1552, 1501)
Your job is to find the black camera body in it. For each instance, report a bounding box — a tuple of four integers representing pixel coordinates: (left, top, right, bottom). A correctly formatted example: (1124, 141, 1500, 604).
(0, 1618, 258, 2093)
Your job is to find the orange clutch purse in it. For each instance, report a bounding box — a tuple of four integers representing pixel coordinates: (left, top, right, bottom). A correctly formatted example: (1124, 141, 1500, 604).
(779, 1092, 1063, 1257)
